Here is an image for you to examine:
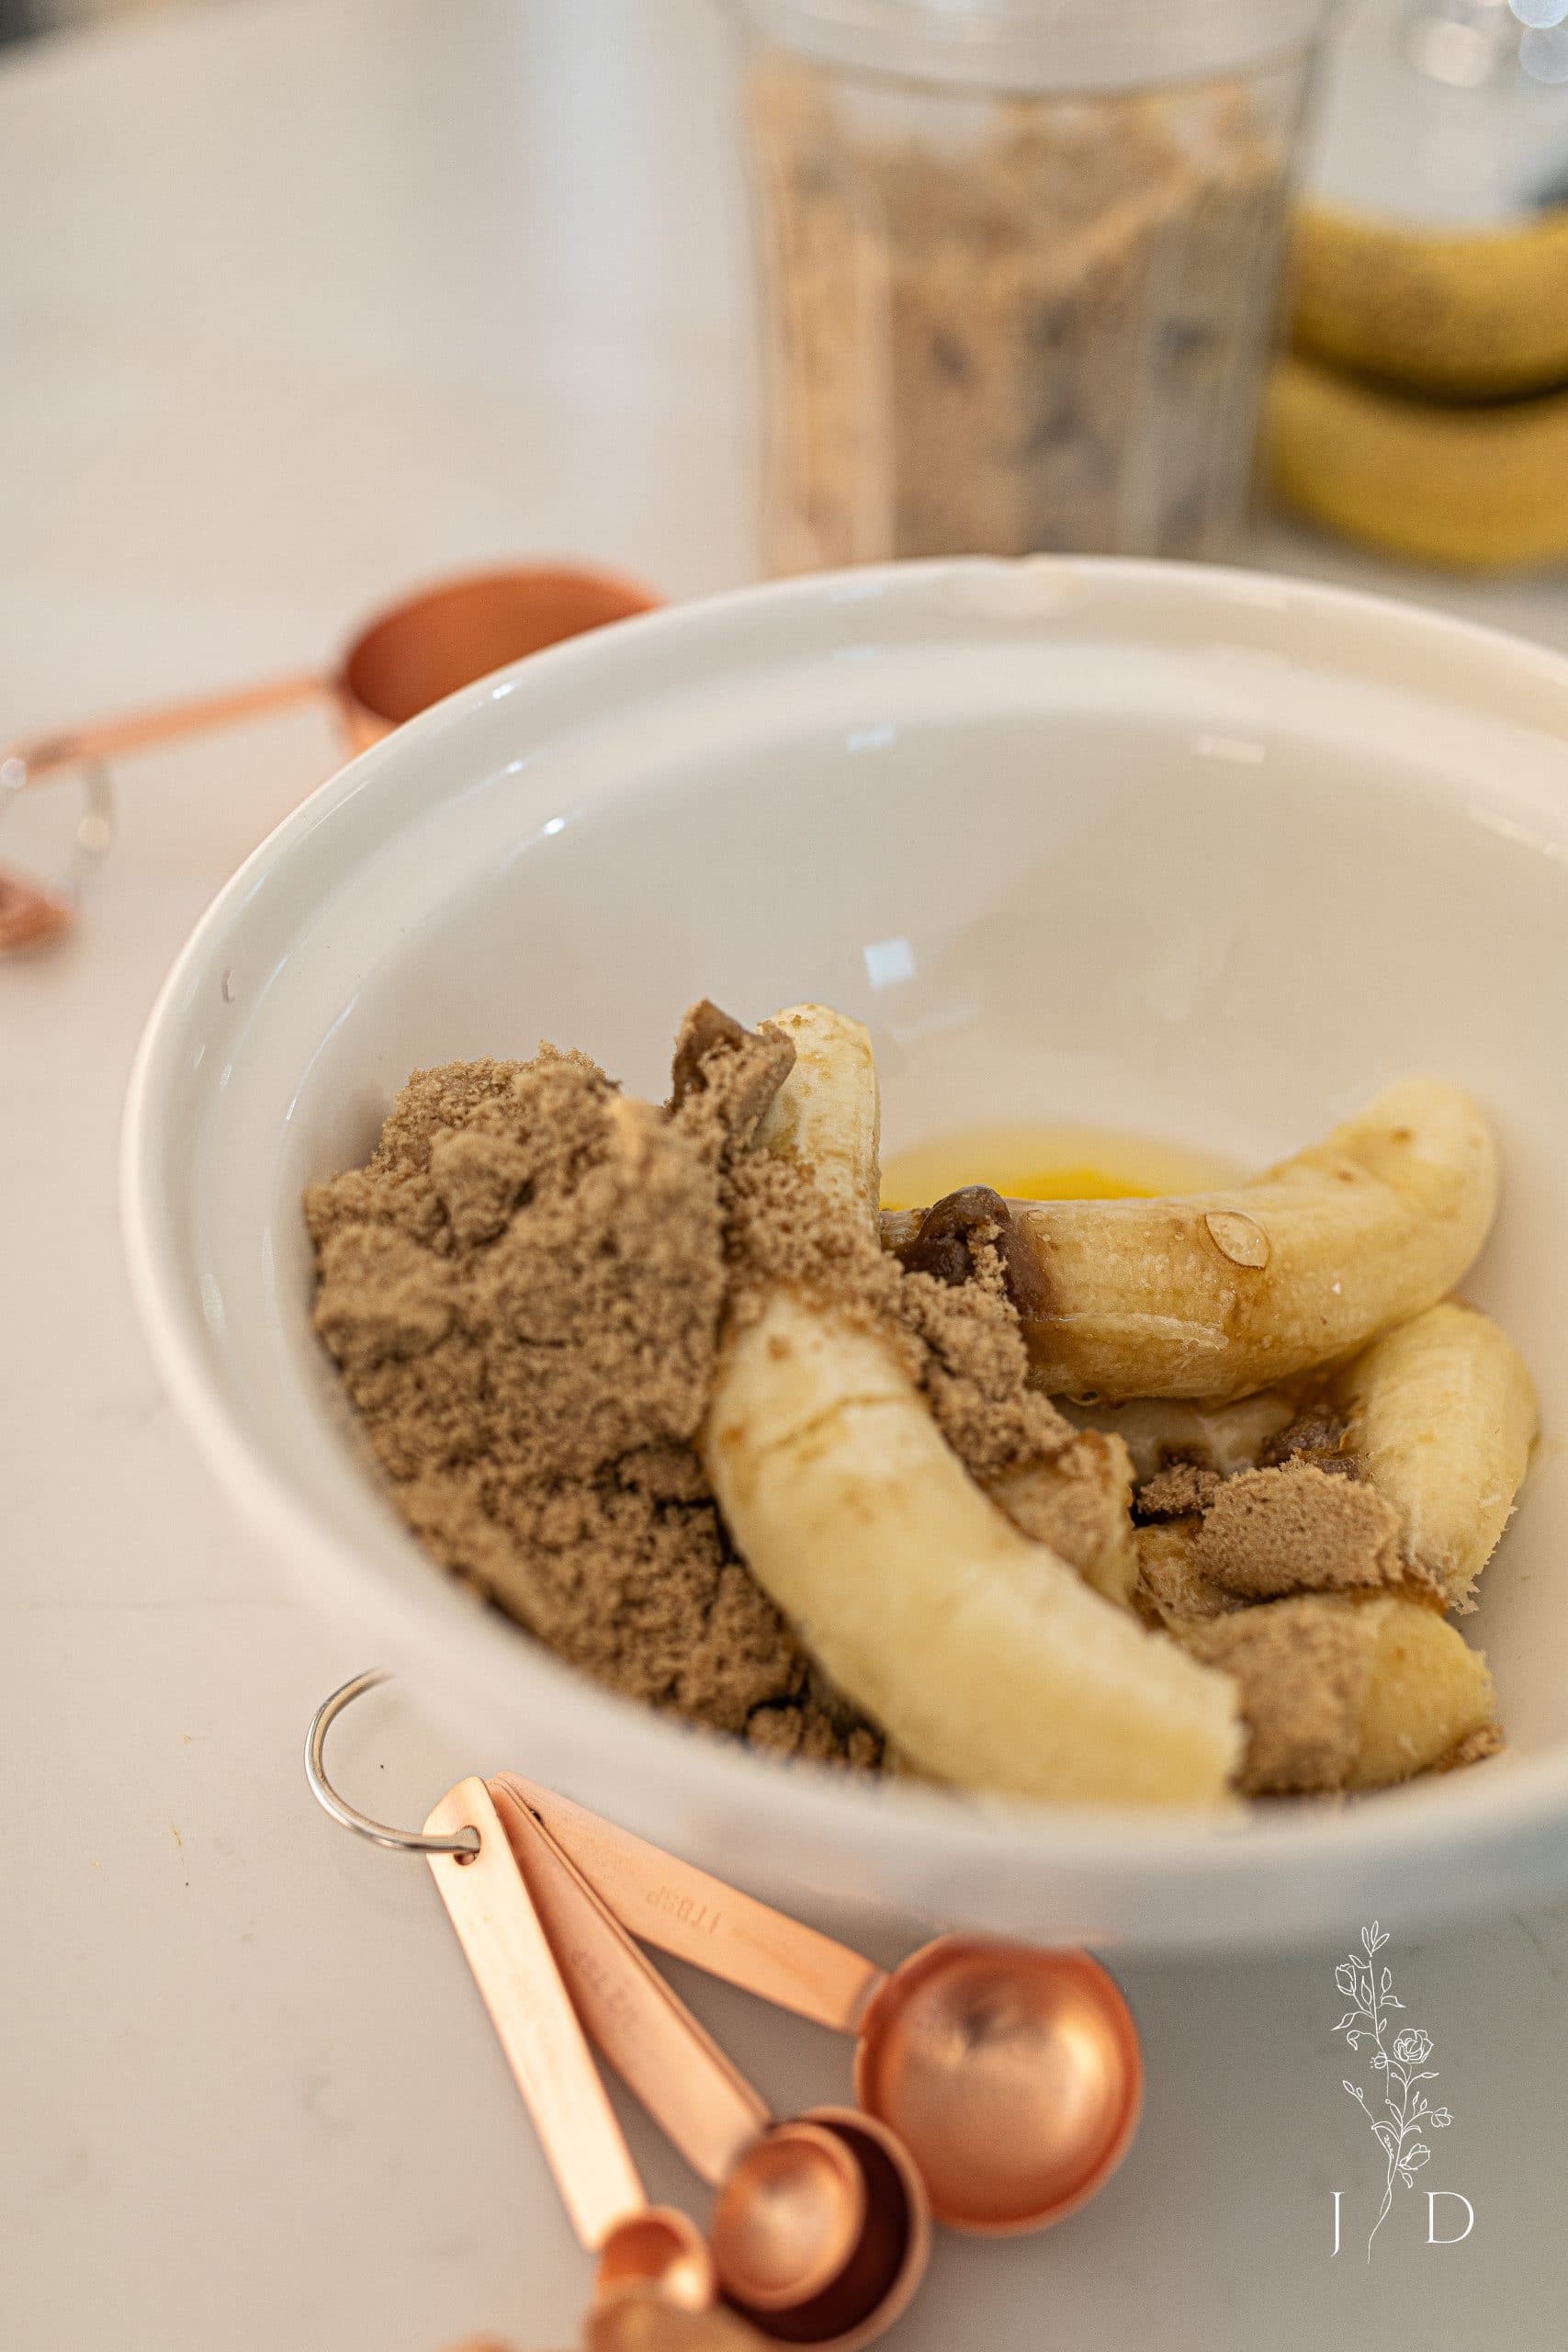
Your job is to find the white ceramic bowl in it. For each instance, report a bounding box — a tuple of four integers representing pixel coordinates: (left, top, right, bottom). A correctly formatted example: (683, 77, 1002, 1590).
(123, 558, 1568, 1954)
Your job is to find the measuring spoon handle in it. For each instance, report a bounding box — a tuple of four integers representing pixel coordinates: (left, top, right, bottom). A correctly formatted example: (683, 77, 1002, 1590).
(423, 1778, 647, 2251)
(489, 1781, 773, 2186)
(494, 1774, 886, 2036)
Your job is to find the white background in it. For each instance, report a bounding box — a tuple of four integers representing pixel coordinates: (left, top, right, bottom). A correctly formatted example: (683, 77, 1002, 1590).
(4, 5, 1567, 2346)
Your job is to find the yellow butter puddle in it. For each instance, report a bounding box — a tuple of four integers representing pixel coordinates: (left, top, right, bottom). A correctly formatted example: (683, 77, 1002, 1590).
(880, 1122, 1241, 1211)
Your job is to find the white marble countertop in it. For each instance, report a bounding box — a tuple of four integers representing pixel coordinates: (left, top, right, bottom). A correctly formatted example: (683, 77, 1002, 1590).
(4, 5, 1567, 2346)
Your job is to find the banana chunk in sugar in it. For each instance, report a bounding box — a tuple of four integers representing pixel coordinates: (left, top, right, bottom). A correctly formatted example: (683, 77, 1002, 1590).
(1179, 1593, 1496, 1795)
(886, 1080, 1497, 1401)
(1337, 1299, 1538, 1612)
(704, 1005, 1240, 1806)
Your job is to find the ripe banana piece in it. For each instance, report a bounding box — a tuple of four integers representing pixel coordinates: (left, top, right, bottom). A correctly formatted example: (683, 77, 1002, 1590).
(757, 1002, 1137, 1607)
(1179, 1593, 1495, 1795)
(889, 1080, 1497, 1403)
(1336, 1301, 1538, 1614)
(705, 1004, 1242, 1804)
(753, 1000, 879, 1216)
(707, 1290, 1240, 1804)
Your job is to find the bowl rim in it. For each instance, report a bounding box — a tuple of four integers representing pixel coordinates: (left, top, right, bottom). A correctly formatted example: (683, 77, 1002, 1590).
(119, 552, 1568, 1928)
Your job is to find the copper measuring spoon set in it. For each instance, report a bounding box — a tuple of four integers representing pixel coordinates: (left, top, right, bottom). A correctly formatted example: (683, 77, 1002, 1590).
(489, 1784, 928, 2346)
(496, 1773, 1144, 2240)
(307, 1673, 1145, 2349)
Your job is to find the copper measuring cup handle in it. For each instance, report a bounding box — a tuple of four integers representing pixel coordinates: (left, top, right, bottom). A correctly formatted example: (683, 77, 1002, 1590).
(493, 1775, 886, 2035)
(3, 668, 328, 792)
(0, 670, 325, 956)
(490, 1781, 1144, 2243)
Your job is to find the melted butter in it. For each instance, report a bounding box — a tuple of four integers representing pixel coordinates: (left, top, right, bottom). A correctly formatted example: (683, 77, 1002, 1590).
(879, 1121, 1242, 1210)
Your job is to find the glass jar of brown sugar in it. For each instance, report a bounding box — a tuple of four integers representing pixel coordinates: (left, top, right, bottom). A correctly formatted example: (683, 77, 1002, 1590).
(732, 0, 1333, 571)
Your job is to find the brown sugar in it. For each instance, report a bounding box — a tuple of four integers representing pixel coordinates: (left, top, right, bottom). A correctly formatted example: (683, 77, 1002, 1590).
(307, 1019, 885, 1763)
(983, 1429, 1137, 1602)
(1134, 1459, 1224, 1523)
(723, 1117, 1075, 1484)
(1438, 1722, 1506, 1771)
(1195, 1461, 1411, 1600)
(1179, 1599, 1368, 1794)
(748, 61, 1294, 571)
(1258, 1403, 1362, 1479)
(897, 1239, 1073, 1481)
(1134, 1520, 1235, 1632)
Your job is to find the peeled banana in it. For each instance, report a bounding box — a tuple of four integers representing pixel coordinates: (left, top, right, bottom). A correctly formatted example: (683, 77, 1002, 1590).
(890, 1080, 1496, 1403)
(750, 1001, 1140, 1606)
(1267, 351, 1568, 573)
(753, 1001, 880, 1216)
(705, 1008, 1517, 1807)
(1349, 1597, 1496, 1791)
(707, 1287, 1241, 1804)
(1337, 1301, 1539, 1613)
(705, 1005, 1242, 1805)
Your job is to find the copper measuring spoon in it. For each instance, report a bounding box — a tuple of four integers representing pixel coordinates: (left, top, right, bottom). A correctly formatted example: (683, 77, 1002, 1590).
(423, 1776, 714, 2315)
(490, 1785, 868, 2321)
(497, 1775, 1143, 2237)
(489, 1782, 929, 2352)
(0, 559, 658, 953)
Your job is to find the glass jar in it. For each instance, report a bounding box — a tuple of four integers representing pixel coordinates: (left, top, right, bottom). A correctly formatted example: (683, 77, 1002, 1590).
(733, 0, 1334, 571)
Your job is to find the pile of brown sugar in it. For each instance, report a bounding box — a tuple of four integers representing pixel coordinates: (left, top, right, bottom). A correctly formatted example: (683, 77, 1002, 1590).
(305, 1002, 1087, 1767)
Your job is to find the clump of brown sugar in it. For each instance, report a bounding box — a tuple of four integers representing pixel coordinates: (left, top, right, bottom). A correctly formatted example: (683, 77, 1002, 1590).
(1195, 1461, 1416, 1601)
(1179, 1598, 1369, 1794)
(313, 1055, 725, 1489)
(1258, 1404, 1362, 1480)
(307, 1017, 881, 1764)
(1134, 1519, 1235, 1632)
(724, 1129, 1076, 1484)
(900, 1242, 1074, 1481)
(1134, 1459, 1224, 1523)
(1439, 1722, 1506, 1771)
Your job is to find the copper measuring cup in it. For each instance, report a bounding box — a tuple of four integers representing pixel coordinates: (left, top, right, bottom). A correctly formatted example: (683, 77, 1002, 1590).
(0, 560, 659, 954)
(423, 1776, 715, 2315)
(498, 1775, 1143, 2237)
(490, 1783, 929, 2352)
